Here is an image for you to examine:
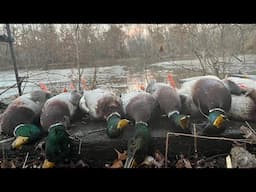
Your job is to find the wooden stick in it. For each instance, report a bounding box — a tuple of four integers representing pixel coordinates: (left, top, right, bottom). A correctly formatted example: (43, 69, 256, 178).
(0, 137, 15, 144)
(78, 139, 82, 155)
(2, 146, 5, 162)
(193, 124, 198, 154)
(245, 121, 256, 135)
(87, 128, 106, 134)
(226, 155, 232, 168)
(197, 153, 228, 165)
(0, 83, 17, 96)
(22, 152, 29, 168)
(164, 132, 170, 168)
(6, 24, 22, 96)
(166, 131, 256, 144)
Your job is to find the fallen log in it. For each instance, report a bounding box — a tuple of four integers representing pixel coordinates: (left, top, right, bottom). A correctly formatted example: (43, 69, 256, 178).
(0, 117, 255, 167)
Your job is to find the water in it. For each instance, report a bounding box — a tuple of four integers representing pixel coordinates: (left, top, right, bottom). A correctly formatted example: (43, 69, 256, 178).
(1, 56, 256, 103)
(0, 62, 173, 102)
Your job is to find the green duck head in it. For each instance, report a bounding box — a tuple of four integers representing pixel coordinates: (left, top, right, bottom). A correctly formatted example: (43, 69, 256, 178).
(168, 111, 190, 130)
(124, 121, 151, 168)
(106, 112, 129, 138)
(42, 123, 72, 168)
(208, 108, 227, 130)
(11, 124, 42, 150)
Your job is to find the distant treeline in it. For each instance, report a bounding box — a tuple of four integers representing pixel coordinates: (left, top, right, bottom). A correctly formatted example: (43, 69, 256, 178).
(0, 24, 256, 76)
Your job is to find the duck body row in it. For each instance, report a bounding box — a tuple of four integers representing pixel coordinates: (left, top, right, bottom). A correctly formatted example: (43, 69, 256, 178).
(2, 74, 255, 168)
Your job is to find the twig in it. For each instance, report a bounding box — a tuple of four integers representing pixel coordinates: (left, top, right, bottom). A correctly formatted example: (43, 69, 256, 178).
(166, 131, 256, 144)
(91, 66, 97, 89)
(197, 98, 208, 119)
(173, 63, 200, 73)
(0, 83, 17, 96)
(164, 132, 170, 168)
(22, 152, 29, 168)
(2, 146, 5, 162)
(197, 153, 228, 164)
(193, 124, 198, 154)
(0, 137, 15, 144)
(78, 139, 82, 155)
(245, 121, 256, 135)
(87, 128, 106, 134)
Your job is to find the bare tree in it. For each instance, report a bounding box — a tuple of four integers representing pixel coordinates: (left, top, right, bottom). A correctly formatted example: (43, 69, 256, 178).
(74, 24, 82, 91)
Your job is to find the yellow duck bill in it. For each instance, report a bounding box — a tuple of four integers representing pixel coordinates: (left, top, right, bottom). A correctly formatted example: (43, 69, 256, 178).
(117, 119, 130, 129)
(11, 136, 29, 149)
(42, 159, 56, 168)
(213, 114, 225, 129)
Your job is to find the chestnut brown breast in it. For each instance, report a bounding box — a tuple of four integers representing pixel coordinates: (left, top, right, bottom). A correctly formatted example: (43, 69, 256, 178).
(96, 96, 123, 119)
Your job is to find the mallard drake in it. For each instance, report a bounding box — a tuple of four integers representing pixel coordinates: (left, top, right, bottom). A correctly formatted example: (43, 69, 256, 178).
(11, 124, 42, 149)
(224, 76, 256, 122)
(179, 75, 245, 95)
(146, 80, 190, 131)
(79, 88, 129, 138)
(40, 90, 81, 131)
(179, 75, 256, 122)
(228, 91, 256, 121)
(225, 76, 256, 90)
(178, 76, 231, 134)
(121, 90, 160, 168)
(42, 123, 73, 168)
(0, 90, 50, 137)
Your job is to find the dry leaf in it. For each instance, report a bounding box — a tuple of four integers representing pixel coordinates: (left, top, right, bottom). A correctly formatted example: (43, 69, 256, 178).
(114, 149, 127, 161)
(154, 150, 165, 168)
(108, 149, 127, 168)
(240, 125, 256, 142)
(176, 159, 185, 168)
(139, 156, 155, 168)
(183, 159, 192, 168)
(1, 160, 16, 168)
(230, 146, 256, 168)
(110, 160, 123, 168)
(176, 154, 192, 168)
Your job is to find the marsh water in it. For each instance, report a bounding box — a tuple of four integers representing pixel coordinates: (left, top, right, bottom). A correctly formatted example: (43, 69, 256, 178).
(1, 55, 256, 103)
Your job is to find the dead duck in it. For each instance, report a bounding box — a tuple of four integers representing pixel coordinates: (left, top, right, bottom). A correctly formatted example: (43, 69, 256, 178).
(224, 76, 256, 122)
(178, 77, 207, 117)
(178, 75, 256, 122)
(199, 75, 256, 122)
(40, 90, 82, 131)
(146, 80, 190, 131)
(0, 90, 50, 148)
(225, 76, 256, 90)
(179, 75, 245, 95)
(79, 88, 129, 138)
(42, 122, 73, 168)
(121, 90, 160, 168)
(228, 91, 256, 122)
(178, 76, 231, 134)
